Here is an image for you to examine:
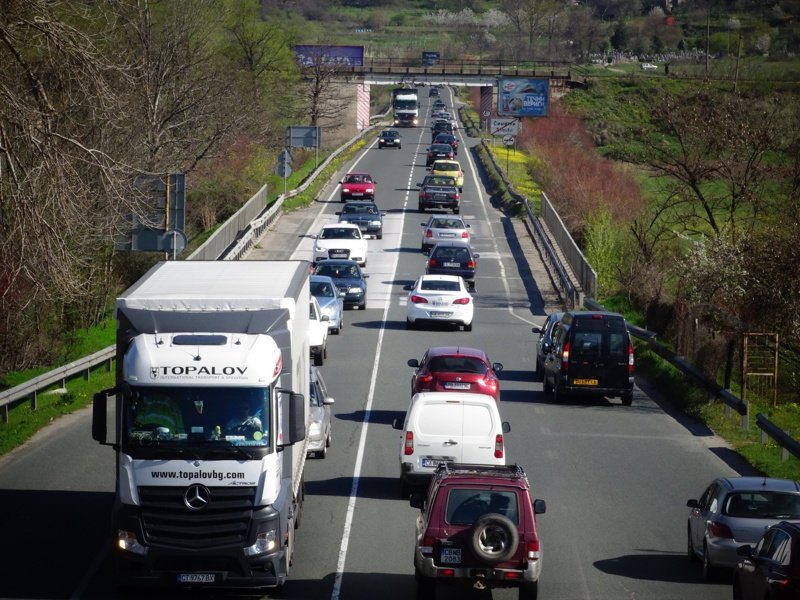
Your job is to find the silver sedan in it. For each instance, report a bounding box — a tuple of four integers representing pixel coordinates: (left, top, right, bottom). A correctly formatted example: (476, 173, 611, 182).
(687, 476, 800, 580)
(420, 215, 470, 253)
(307, 366, 334, 459)
(311, 275, 345, 334)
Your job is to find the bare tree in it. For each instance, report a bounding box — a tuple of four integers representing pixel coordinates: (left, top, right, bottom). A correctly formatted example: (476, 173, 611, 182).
(295, 46, 349, 127)
(498, 0, 562, 60)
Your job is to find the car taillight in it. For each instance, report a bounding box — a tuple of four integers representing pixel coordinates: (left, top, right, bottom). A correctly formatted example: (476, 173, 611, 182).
(418, 372, 434, 385)
(461, 231, 469, 238)
(628, 341, 635, 375)
(467, 260, 475, 269)
(404, 431, 414, 455)
(453, 297, 470, 305)
(425, 230, 433, 238)
(420, 192, 428, 200)
(707, 521, 734, 539)
(494, 434, 504, 458)
(428, 258, 437, 267)
(562, 341, 570, 374)
(526, 539, 541, 560)
(410, 295, 428, 304)
(455, 192, 460, 199)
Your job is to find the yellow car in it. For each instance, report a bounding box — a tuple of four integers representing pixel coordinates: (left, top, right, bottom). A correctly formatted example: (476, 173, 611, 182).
(430, 160, 464, 192)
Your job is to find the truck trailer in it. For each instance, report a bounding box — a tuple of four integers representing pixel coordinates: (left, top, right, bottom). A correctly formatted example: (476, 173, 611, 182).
(393, 87, 419, 127)
(92, 260, 311, 591)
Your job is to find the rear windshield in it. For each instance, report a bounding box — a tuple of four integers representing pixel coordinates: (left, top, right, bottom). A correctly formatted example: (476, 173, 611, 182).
(420, 280, 461, 292)
(428, 356, 487, 373)
(724, 492, 800, 518)
(446, 489, 519, 525)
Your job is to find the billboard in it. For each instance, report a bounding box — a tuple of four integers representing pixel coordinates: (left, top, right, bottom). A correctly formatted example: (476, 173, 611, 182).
(294, 45, 364, 67)
(422, 51, 440, 66)
(497, 78, 549, 117)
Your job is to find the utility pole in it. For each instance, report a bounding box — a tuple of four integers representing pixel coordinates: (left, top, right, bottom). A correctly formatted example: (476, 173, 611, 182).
(705, 11, 710, 78)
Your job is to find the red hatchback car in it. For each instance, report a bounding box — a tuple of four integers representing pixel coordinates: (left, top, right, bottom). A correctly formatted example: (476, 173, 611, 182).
(408, 346, 503, 402)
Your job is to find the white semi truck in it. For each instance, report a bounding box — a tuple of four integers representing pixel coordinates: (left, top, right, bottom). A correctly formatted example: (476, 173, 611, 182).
(92, 260, 311, 591)
(393, 87, 419, 127)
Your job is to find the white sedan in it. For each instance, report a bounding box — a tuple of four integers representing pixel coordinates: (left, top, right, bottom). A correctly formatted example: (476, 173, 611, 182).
(405, 274, 474, 331)
(313, 223, 368, 266)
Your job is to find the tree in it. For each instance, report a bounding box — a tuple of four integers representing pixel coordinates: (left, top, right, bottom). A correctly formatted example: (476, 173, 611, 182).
(499, 0, 562, 59)
(295, 45, 349, 127)
(610, 21, 629, 50)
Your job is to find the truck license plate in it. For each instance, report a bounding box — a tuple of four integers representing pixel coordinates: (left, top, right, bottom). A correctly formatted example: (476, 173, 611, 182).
(444, 382, 470, 390)
(573, 378, 598, 386)
(178, 573, 215, 583)
(441, 547, 462, 564)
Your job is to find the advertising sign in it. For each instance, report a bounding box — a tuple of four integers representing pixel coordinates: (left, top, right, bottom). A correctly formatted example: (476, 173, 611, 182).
(294, 45, 364, 67)
(497, 78, 549, 117)
(422, 51, 440, 66)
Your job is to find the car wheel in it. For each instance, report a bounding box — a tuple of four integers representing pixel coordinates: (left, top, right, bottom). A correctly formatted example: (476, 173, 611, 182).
(360, 300, 367, 310)
(326, 430, 332, 448)
(418, 203, 424, 212)
(323, 344, 327, 359)
(702, 542, 718, 581)
(621, 391, 633, 406)
(518, 581, 539, 600)
(470, 513, 519, 565)
(553, 381, 569, 403)
(406, 318, 415, 330)
(400, 478, 411, 498)
(534, 359, 543, 382)
(318, 442, 327, 459)
(414, 567, 436, 600)
(464, 321, 473, 332)
(377, 233, 383, 240)
(459, 187, 463, 193)
(732, 577, 743, 600)
(687, 527, 699, 563)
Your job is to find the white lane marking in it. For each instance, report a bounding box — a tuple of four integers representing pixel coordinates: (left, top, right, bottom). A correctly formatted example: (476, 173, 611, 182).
(459, 109, 536, 327)
(331, 125, 425, 600)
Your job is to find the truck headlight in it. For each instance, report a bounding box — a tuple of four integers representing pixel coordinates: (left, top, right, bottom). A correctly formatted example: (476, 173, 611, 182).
(117, 530, 147, 555)
(245, 528, 278, 556)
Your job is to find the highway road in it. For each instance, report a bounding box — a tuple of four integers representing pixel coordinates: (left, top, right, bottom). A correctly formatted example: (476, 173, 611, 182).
(0, 88, 754, 600)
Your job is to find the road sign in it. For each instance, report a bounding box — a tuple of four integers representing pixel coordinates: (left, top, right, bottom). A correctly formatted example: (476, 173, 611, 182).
(503, 134, 516, 146)
(279, 148, 293, 166)
(277, 163, 292, 178)
(490, 118, 520, 136)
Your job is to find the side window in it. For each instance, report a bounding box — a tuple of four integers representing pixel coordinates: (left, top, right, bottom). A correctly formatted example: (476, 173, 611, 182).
(756, 529, 780, 558)
(552, 326, 565, 351)
(770, 531, 792, 565)
(699, 483, 718, 511)
(608, 332, 627, 359)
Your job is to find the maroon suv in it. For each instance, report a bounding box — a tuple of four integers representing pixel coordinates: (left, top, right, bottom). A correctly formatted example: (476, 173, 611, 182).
(410, 463, 546, 599)
(408, 346, 503, 402)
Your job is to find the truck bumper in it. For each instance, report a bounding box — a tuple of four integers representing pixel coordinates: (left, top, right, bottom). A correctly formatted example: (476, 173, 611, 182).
(116, 546, 288, 590)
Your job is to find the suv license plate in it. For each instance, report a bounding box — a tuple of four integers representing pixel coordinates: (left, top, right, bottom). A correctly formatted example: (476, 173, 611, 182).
(573, 378, 599, 386)
(178, 574, 215, 583)
(441, 547, 462, 564)
(444, 382, 470, 390)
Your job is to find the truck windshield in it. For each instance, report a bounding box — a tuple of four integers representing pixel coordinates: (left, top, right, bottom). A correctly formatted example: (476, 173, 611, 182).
(394, 100, 417, 110)
(124, 386, 270, 448)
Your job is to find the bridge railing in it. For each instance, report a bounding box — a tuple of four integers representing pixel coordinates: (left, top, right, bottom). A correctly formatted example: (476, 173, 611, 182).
(336, 58, 573, 79)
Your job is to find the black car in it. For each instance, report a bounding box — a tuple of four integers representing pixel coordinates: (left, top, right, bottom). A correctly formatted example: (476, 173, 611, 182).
(431, 100, 446, 112)
(432, 132, 459, 155)
(541, 311, 635, 405)
(416, 175, 460, 214)
(430, 121, 455, 142)
(734, 521, 800, 600)
(428, 87, 440, 97)
(531, 311, 565, 380)
(426, 240, 478, 285)
(378, 129, 402, 149)
(425, 143, 454, 167)
(313, 259, 369, 310)
(336, 201, 385, 239)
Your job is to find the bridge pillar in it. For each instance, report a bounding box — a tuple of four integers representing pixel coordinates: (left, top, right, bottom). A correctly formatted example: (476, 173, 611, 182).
(480, 86, 494, 131)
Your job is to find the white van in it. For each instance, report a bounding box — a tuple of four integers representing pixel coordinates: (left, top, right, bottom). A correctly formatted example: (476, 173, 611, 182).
(392, 392, 510, 496)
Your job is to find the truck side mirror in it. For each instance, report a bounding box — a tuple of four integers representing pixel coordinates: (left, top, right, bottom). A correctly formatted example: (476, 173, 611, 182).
(92, 387, 118, 446)
(288, 392, 306, 444)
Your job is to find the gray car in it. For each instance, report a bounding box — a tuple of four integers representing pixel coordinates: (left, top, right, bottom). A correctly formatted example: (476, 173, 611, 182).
(687, 476, 800, 580)
(310, 275, 345, 334)
(420, 215, 470, 253)
(337, 201, 385, 239)
(307, 366, 334, 458)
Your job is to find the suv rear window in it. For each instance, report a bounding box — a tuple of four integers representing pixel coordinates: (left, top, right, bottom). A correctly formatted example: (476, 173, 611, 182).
(446, 489, 519, 524)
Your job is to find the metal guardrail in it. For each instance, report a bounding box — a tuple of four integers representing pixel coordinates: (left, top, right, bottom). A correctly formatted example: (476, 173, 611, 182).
(0, 347, 115, 423)
(0, 116, 386, 424)
(540, 192, 597, 299)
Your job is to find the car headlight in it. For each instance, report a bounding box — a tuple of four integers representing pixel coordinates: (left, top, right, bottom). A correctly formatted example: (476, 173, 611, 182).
(308, 422, 322, 436)
(365, 187, 374, 194)
(321, 305, 336, 316)
(315, 245, 325, 252)
(370, 220, 381, 226)
(349, 286, 363, 294)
